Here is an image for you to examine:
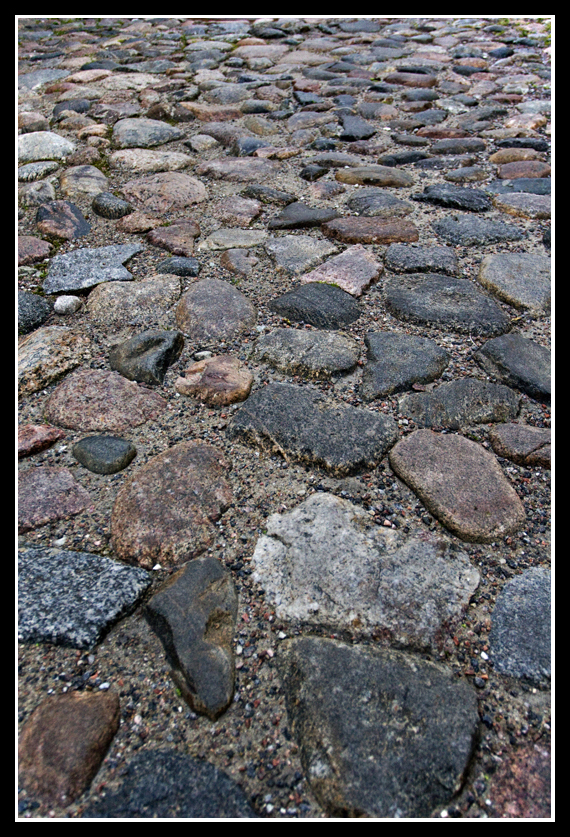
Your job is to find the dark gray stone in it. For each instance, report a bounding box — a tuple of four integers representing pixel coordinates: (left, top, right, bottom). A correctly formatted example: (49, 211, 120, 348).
(361, 332, 449, 399)
(339, 113, 376, 141)
(484, 178, 551, 196)
(109, 330, 184, 385)
(413, 184, 492, 212)
(18, 545, 151, 649)
(35, 200, 91, 239)
(378, 150, 431, 166)
(278, 637, 479, 818)
(242, 184, 297, 205)
(144, 556, 238, 720)
(345, 189, 414, 218)
(43, 243, 143, 294)
(474, 334, 551, 401)
(228, 382, 397, 476)
(113, 117, 184, 149)
(72, 436, 137, 474)
(434, 215, 525, 246)
(398, 378, 521, 429)
(253, 328, 360, 379)
(267, 201, 340, 230)
(384, 274, 512, 336)
(18, 291, 51, 335)
(81, 750, 257, 818)
(52, 98, 91, 119)
(429, 138, 486, 155)
(489, 568, 551, 688)
(175, 279, 256, 344)
(92, 192, 134, 219)
(269, 282, 361, 329)
(385, 243, 458, 275)
(157, 256, 200, 277)
(230, 136, 271, 156)
(496, 137, 550, 151)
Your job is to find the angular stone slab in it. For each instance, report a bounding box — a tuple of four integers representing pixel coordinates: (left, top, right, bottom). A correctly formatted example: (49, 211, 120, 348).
(389, 430, 526, 543)
(121, 172, 207, 215)
(322, 216, 419, 245)
(18, 236, 53, 267)
(474, 334, 551, 401)
(384, 274, 511, 336)
(398, 378, 521, 429)
(413, 184, 492, 212)
(72, 436, 137, 474)
(195, 157, 280, 182)
(253, 493, 479, 648)
(264, 235, 338, 274)
(44, 243, 143, 294)
(86, 274, 181, 331)
(44, 369, 166, 433)
(18, 545, 151, 648)
(175, 278, 256, 344)
(144, 556, 238, 720)
(253, 328, 359, 379)
(175, 355, 253, 406)
(477, 253, 551, 316)
(361, 332, 449, 400)
(493, 192, 551, 219)
(18, 326, 90, 397)
(489, 423, 551, 468)
(299, 244, 382, 297)
(385, 244, 458, 275)
(269, 282, 361, 330)
(113, 117, 184, 148)
(111, 442, 232, 569)
(335, 165, 414, 187)
(109, 330, 184, 385)
(278, 637, 479, 818)
(489, 568, 551, 688)
(147, 221, 200, 257)
(228, 382, 397, 476)
(18, 467, 92, 533)
(198, 228, 266, 251)
(18, 424, 66, 459)
(434, 215, 525, 246)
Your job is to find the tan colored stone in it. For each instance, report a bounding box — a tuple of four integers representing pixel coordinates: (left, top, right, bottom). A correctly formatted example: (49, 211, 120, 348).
(300, 244, 382, 297)
(121, 171, 207, 215)
(18, 327, 90, 398)
(488, 147, 543, 164)
(175, 355, 253, 406)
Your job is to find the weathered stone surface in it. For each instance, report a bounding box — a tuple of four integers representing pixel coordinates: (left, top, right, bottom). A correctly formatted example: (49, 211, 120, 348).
(44, 369, 166, 433)
(195, 157, 279, 182)
(175, 355, 253, 406)
(228, 382, 397, 476)
(413, 183, 492, 212)
(430, 137, 486, 155)
(477, 253, 550, 315)
(389, 430, 526, 543)
(270, 282, 361, 330)
(267, 201, 340, 230)
(474, 334, 551, 401)
(18, 691, 120, 807)
(489, 423, 551, 468)
(109, 329, 184, 386)
(253, 328, 359, 379)
(35, 200, 91, 239)
(44, 243, 143, 294)
(18, 131, 75, 163)
(157, 256, 200, 277)
(486, 742, 551, 818)
(18, 545, 151, 647)
(147, 221, 200, 256)
(121, 172, 207, 215)
(489, 568, 551, 688)
(175, 278, 256, 343)
(86, 274, 181, 332)
(361, 332, 449, 400)
(398, 378, 521, 429)
(220, 248, 259, 275)
(109, 148, 193, 172)
(322, 216, 419, 245)
(18, 424, 66, 458)
(198, 228, 266, 251)
(92, 192, 133, 219)
(384, 274, 512, 336)
(434, 214, 525, 246)
(335, 165, 414, 187)
(265, 235, 337, 274)
(497, 160, 551, 180)
(113, 117, 184, 148)
(299, 244, 382, 296)
(144, 557, 238, 719)
(492, 192, 551, 219)
(278, 637, 479, 818)
(211, 196, 261, 227)
(72, 436, 137, 474)
(253, 493, 479, 647)
(81, 749, 257, 818)
(18, 467, 91, 533)
(345, 189, 414, 218)
(385, 243, 458, 275)
(59, 165, 108, 200)
(18, 236, 52, 266)
(111, 442, 232, 569)
(18, 291, 52, 334)
(18, 326, 90, 397)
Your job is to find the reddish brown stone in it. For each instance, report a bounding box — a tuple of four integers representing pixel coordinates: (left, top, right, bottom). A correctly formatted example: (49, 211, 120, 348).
(175, 355, 253, 406)
(18, 466, 91, 533)
(18, 235, 52, 266)
(147, 220, 200, 256)
(322, 216, 419, 245)
(18, 691, 120, 807)
(384, 72, 437, 88)
(220, 248, 259, 276)
(18, 424, 66, 458)
(497, 161, 551, 180)
(175, 103, 243, 121)
(121, 171, 207, 215)
(487, 742, 551, 818)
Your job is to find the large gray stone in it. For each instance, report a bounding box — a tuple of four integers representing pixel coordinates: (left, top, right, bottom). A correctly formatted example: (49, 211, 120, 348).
(113, 117, 185, 148)
(175, 278, 256, 344)
(398, 378, 521, 429)
(18, 131, 76, 163)
(474, 334, 551, 401)
(361, 332, 449, 400)
(44, 244, 143, 294)
(477, 253, 551, 316)
(252, 328, 360, 379)
(434, 214, 525, 245)
(264, 235, 338, 274)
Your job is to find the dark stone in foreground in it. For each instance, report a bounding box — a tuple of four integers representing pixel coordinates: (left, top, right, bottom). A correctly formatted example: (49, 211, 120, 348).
(385, 243, 458, 275)
(278, 637, 479, 818)
(270, 282, 361, 329)
(109, 329, 184, 385)
(72, 436, 137, 474)
(81, 749, 257, 818)
(361, 332, 449, 399)
(35, 200, 91, 239)
(228, 382, 397, 476)
(18, 291, 51, 335)
(434, 214, 525, 246)
(474, 334, 551, 401)
(413, 183, 492, 212)
(92, 191, 133, 219)
(398, 378, 521, 429)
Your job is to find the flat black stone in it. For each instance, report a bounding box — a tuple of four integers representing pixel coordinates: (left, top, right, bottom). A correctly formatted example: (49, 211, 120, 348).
(300, 164, 328, 181)
(378, 150, 431, 166)
(339, 114, 376, 141)
(72, 435, 137, 474)
(18, 291, 51, 335)
(385, 243, 458, 274)
(109, 329, 184, 385)
(413, 184, 492, 212)
(484, 178, 551, 196)
(157, 256, 200, 276)
(496, 137, 550, 151)
(345, 190, 413, 218)
(361, 332, 449, 399)
(398, 378, 521, 429)
(430, 138, 486, 155)
(474, 333, 551, 401)
(267, 202, 340, 230)
(434, 215, 525, 246)
(269, 282, 361, 329)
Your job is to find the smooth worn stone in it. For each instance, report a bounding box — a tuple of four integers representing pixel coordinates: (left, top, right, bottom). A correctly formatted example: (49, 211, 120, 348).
(474, 334, 551, 401)
(18, 131, 76, 164)
(389, 429, 526, 543)
(492, 191, 551, 219)
(109, 148, 193, 172)
(113, 117, 184, 148)
(59, 165, 108, 200)
(111, 441, 232, 570)
(147, 221, 200, 257)
(430, 137, 486, 155)
(497, 160, 551, 180)
(18, 467, 91, 533)
(267, 201, 340, 230)
(44, 243, 143, 294)
(18, 326, 90, 397)
(335, 165, 414, 187)
(299, 244, 382, 297)
(322, 216, 419, 245)
(114, 211, 161, 233)
(18, 179, 56, 207)
(253, 328, 360, 379)
(489, 423, 551, 468)
(86, 273, 181, 332)
(228, 382, 397, 476)
(489, 147, 543, 164)
(385, 243, 458, 275)
(18, 291, 52, 334)
(35, 200, 91, 240)
(253, 493, 479, 648)
(157, 256, 200, 277)
(18, 424, 66, 459)
(265, 235, 337, 274)
(109, 330, 184, 386)
(121, 171, 207, 215)
(220, 248, 259, 276)
(18, 691, 120, 807)
(384, 273, 511, 336)
(270, 282, 361, 330)
(212, 196, 261, 227)
(345, 189, 414, 218)
(195, 157, 280, 182)
(477, 253, 550, 316)
(444, 165, 487, 183)
(309, 151, 364, 169)
(81, 749, 256, 819)
(92, 192, 133, 219)
(18, 236, 53, 266)
(242, 183, 297, 205)
(398, 378, 521, 429)
(434, 214, 525, 246)
(144, 556, 238, 720)
(489, 568, 551, 688)
(18, 544, 151, 647)
(198, 228, 266, 251)
(484, 177, 551, 196)
(175, 355, 253, 406)
(18, 113, 50, 135)
(361, 332, 449, 400)
(278, 637, 479, 818)
(339, 113, 376, 141)
(72, 436, 137, 474)
(176, 278, 256, 344)
(412, 183, 492, 212)
(44, 368, 166, 433)
(384, 71, 437, 88)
